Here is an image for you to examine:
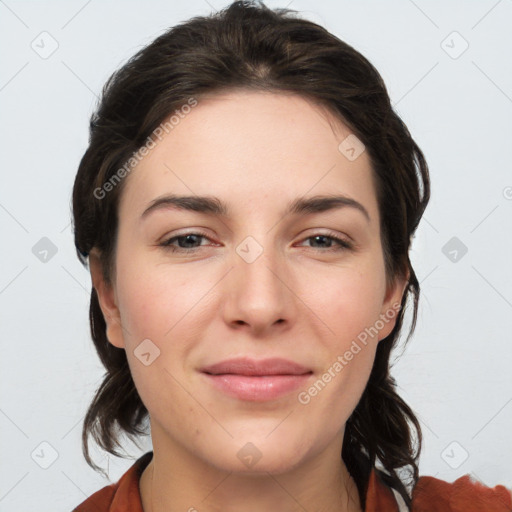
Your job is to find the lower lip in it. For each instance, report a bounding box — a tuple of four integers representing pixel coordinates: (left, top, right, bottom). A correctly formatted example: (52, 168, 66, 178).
(202, 373, 312, 401)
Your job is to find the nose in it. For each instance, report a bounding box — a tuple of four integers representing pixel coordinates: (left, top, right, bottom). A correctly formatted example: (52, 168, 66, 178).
(221, 240, 296, 336)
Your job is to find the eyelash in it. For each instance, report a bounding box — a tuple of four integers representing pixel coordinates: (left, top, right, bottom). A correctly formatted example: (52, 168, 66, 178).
(159, 230, 353, 253)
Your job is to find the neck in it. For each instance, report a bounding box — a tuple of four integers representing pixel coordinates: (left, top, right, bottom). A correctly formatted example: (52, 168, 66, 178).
(140, 433, 362, 512)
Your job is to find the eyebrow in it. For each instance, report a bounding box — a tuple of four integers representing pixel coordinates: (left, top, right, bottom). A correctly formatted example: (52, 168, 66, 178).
(140, 193, 370, 222)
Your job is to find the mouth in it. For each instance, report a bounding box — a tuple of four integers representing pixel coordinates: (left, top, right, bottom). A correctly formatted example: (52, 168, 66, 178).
(200, 357, 313, 401)
(201, 357, 312, 376)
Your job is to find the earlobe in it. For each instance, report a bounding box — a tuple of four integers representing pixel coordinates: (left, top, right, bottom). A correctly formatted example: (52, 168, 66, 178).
(89, 249, 126, 349)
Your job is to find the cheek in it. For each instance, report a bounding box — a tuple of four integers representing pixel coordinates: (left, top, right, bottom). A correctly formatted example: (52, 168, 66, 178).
(115, 253, 209, 343)
(314, 264, 387, 339)
(113, 266, 196, 413)
(113, 255, 218, 397)
(302, 264, 385, 401)
(299, 308, 379, 431)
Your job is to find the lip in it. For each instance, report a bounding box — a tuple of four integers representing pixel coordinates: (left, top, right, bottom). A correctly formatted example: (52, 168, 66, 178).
(200, 357, 313, 401)
(201, 357, 312, 376)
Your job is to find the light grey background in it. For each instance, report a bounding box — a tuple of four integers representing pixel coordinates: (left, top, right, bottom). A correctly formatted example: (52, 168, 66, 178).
(1, 0, 511, 510)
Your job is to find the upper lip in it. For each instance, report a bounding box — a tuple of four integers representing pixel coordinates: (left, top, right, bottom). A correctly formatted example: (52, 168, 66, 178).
(201, 357, 312, 376)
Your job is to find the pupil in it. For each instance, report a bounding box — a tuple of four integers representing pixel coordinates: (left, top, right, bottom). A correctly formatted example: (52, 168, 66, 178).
(314, 235, 329, 247)
(181, 235, 200, 248)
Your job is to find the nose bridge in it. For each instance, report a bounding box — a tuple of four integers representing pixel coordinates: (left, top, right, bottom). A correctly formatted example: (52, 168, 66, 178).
(223, 233, 293, 330)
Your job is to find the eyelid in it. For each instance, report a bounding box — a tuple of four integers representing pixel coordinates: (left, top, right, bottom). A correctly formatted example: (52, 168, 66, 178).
(159, 228, 214, 246)
(297, 228, 353, 243)
(159, 228, 354, 253)
(294, 230, 354, 250)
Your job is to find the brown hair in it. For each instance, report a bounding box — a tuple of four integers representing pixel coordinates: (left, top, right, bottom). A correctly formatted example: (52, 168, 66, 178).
(72, 1, 429, 508)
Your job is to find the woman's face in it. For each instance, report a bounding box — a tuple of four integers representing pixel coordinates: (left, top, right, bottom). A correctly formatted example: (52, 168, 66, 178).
(92, 90, 405, 474)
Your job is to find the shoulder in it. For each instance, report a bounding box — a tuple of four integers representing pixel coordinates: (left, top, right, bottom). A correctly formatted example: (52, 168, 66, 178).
(411, 473, 512, 512)
(71, 452, 153, 512)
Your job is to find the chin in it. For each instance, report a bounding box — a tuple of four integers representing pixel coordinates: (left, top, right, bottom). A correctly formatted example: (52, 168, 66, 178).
(199, 432, 311, 476)
(217, 450, 306, 476)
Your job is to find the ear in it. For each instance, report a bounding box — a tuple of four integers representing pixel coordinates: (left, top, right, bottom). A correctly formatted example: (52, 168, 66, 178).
(88, 249, 126, 349)
(377, 272, 409, 341)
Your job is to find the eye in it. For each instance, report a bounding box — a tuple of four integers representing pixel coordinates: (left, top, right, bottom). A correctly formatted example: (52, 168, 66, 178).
(159, 231, 353, 254)
(297, 232, 353, 252)
(160, 231, 214, 253)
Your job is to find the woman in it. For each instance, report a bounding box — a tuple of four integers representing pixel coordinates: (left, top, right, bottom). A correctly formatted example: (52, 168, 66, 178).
(71, 1, 511, 510)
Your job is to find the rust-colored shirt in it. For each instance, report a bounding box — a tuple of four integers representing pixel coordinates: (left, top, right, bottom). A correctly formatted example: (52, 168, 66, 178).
(72, 451, 512, 511)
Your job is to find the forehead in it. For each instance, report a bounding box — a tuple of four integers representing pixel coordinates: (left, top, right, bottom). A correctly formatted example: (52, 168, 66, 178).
(118, 90, 378, 222)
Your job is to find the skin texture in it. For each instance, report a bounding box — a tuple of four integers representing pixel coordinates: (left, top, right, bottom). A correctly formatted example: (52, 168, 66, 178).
(89, 90, 407, 512)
